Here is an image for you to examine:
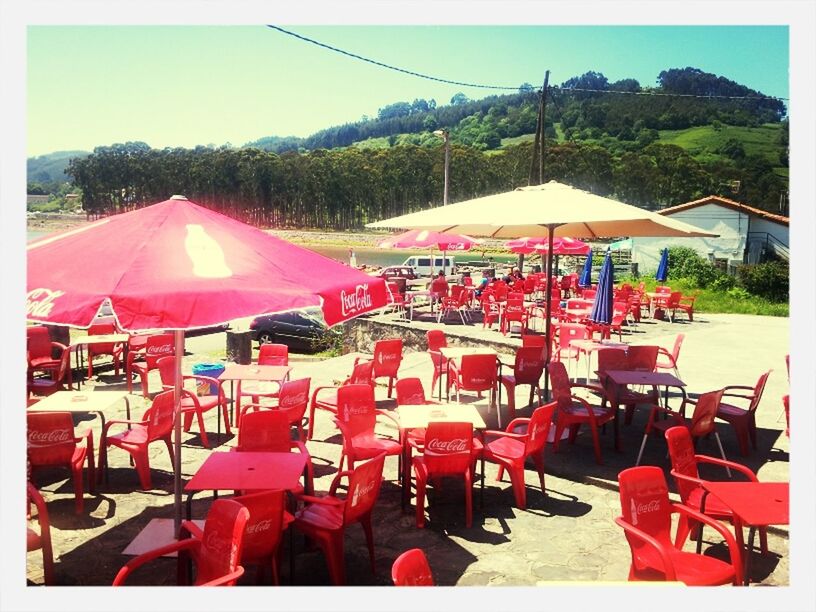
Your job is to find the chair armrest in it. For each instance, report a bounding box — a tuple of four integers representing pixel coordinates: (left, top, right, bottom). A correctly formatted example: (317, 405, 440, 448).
(720, 391, 755, 402)
(102, 418, 149, 436)
(199, 566, 245, 586)
(180, 519, 204, 540)
(613, 516, 677, 581)
(671, 503, 743, 584)
(644, 405, 683, 431)
(504, 417, 530, 433)
(720, 384, 755, 392)
(375, 409, 401, 429)
(296, 493, 345, 507)
(354, 354, 374, 366)
(669, 470, 705, 489)
(692, 456, 759, 481)
(51, 341, 69, 354)
(310, 385, 338, 406)
(483, 429, 526, 442)
(112, 539, 199, 585)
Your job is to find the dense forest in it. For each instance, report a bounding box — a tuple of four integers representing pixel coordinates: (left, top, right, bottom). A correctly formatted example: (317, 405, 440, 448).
(32, 67, 789, 228)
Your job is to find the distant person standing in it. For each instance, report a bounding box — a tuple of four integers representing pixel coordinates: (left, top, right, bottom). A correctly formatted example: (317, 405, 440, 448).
(348, 247, 357, 268)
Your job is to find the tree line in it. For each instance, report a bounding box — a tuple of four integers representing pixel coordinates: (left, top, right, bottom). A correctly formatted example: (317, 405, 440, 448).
(66, 133, 786, 230)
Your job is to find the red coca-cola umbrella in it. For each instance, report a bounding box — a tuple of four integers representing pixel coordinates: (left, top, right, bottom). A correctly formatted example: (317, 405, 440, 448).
(27, 195, 388, 528)
(377, 229, 481, 274)
(505, 236, 590, 256)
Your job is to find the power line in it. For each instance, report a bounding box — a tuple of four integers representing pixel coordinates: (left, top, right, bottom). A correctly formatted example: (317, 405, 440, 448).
(266, 25, 519, 92)
(267, 25, 789, 103)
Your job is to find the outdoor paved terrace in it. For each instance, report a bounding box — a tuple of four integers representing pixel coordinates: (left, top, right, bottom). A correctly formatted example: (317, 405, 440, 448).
(26, 310, 789, 588)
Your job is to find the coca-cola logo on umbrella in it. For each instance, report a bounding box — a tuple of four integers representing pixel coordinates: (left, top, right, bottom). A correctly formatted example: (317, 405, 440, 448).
(340, 284, 373, 317)
(26, 288, 65, 318)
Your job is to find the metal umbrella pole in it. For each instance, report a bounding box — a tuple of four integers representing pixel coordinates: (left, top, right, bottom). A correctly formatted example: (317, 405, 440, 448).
(173, 329, 184, 532)
(542, 223, 563, 400)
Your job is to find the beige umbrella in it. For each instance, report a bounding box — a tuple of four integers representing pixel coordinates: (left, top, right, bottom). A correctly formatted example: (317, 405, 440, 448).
(367, 181, 717, 395)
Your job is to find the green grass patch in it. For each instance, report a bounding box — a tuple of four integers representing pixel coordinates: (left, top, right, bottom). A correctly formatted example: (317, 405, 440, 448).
(658, 123, 783, 166)
(621, 276, 788, 317)
(499, 133, 535, 148)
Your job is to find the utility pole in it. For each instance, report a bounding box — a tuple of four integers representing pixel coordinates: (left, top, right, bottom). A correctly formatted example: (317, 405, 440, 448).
(528, 70, 550, 186)
(433, 129, 450, 206)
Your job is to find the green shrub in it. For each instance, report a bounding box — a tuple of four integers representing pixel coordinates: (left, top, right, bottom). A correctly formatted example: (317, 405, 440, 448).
(736, 261, 789, 301)
(667, 246, 719, 288)
(710, 274, 737, 291)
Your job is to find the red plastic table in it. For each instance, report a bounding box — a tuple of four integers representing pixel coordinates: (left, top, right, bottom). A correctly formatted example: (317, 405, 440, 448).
(184, 451, 307, 520)
(701, 481, 789, 585)
(599, 370, 686, 453)
(218, 364, 292, 426)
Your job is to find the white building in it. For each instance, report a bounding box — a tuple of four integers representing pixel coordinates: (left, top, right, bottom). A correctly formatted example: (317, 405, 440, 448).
(630, 195, 789, 273)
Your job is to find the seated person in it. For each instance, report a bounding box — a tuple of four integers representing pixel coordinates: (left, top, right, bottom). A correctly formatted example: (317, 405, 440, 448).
(474, 276, 490, 297)
(429, 271, 449, 306)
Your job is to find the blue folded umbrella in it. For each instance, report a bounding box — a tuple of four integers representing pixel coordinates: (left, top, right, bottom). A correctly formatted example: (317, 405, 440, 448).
(579, 248, 593, 288)
(589, 250, 614, 325)
(655, 248, 669, 283)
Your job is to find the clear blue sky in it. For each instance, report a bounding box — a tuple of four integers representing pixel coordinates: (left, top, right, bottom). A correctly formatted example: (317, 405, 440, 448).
(26, 25, 789, 157)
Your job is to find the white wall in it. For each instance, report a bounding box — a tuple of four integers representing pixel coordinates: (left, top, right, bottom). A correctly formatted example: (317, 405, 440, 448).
(631, 203, 748, 272)
(749, 217, 789, 246)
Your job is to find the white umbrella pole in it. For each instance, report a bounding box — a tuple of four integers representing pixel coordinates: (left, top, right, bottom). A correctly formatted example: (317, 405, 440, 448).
(173, 329, 184, 532)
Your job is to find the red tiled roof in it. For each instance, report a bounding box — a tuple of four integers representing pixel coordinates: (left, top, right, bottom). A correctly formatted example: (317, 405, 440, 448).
(658, 195, 789, 226)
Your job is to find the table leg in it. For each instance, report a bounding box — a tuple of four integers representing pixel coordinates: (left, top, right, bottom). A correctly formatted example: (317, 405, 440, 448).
(401, 432, 411, 511)
(743, 523, 756, 586)
(186, 492, 196, 521)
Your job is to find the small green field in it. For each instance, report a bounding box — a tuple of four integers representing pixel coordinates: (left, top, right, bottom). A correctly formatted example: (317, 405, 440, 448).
(657, 123, 783, 166)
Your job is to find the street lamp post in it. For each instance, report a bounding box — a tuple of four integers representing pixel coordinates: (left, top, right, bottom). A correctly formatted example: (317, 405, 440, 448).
(433, 129, 450, 206)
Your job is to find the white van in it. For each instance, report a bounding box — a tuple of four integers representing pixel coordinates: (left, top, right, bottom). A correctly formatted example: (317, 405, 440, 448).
(402, 255, 456, 277)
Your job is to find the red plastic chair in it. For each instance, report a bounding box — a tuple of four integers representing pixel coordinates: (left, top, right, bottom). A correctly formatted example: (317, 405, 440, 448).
(413, 421, 479, 528)
(499, 346, 545, 421)
(157, 356, 231, 448)
(27, 412, 94, 514)
(333, 384, 402, 473)
(85, 322, 125, 378)
(480, 292, 501, 330)
(395, 377, 435, 468)
(234, 409, 313, 496)
(308, 358, 374, 440)
(549, 361, 615, 464)
(235, 343, 289, 417)
(391, 548, 434, 586)
(636, 389, 728, 467)
(615, 466, 742, 585)
(655, 334, 684, 379)
(27, 348, 73, 397)
(293, 452, 386, 585)
(361, 338, 403, 398)
(126, 333, 174, 397)
(27, 482, 55, 585)
(232, 489, 293, 585)
(429, 276, 449, 309)
(238, 377, 311, 442)
(666, 425, 767, 557)
(716, 370, 772, 456)
(99, 389, 176, 490)
(113, 498, 249, 586)
(552, 323, 590, 378)
(437, 285, 470, 325)
(448, 354, 499, 412)
(481, 401, 556, 509)
(500, 297, 529, 336)
(27, 326, 68, 379)
(667, 292, 696, 322)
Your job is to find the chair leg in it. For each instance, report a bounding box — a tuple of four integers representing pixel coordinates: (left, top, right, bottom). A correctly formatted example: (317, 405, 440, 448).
(360, 515, 376, 575)
(322, 531, 347, 586)
(589, 423, 603, 464)
(307, 402, 317, 440)
(713, 432, 731, 477)
(133, 452, 152, 490)
(196, 410, 210, 449)
(414, 472, 427, 528)
(532, 451, 546, 495)
(635, 433, 649, 466)
(464, 470, 473, 528)
(505, 463, 527, 509)
(72, 466, 85, 514)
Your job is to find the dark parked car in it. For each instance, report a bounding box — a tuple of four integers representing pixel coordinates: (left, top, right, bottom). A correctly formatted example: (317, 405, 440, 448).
(375, 266, 417, 281)
(249, 309, 331, 353)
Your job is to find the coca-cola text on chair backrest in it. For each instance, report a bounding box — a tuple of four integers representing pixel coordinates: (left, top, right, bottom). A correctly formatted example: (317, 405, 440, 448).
(276, 377, 311, 425)
(546, 361, 574, 408)
(372, 339, 403, 378)
(193, 498, 250, 585)
(347, 359, 374, 385)
(146, 390, 177, 442)
(618, 466, 674, 552)
(513, 346, 546, 386)
(232, 489, 287, 570)
(343, 452, 386, 525)
(144, 333, 175, 368)
(335, 384, 377, 438)
(524, 402, 556, 456)
(458, 354, 498, 392)
(27, 412, 77, 465)
(422, 421, 473, 475)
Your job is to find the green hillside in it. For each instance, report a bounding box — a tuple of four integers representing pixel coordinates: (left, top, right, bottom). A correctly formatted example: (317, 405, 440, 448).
(658, 123, 783, 164)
